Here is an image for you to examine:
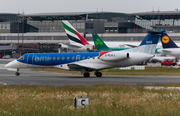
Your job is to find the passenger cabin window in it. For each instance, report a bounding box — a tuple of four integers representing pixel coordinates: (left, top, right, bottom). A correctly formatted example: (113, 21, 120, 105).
(88, 56, 90, 59)
(57, 57, 60, 60)
(82, 56, 85, 59)
(35, 57, 39, 61)
(67, 57, 70, 60)
(49, 57, 51, 60)
(19, 56, 24, 60)
(40, 57, 43, 61)
(62, 57, 65, 60)
(72, 57, 75, 60)
(45, 57, 48, 61)
(53, 57, 56, 60)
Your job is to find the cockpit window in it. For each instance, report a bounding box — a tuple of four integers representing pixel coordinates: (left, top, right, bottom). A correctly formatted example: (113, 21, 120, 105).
(19, 56, 24, 60)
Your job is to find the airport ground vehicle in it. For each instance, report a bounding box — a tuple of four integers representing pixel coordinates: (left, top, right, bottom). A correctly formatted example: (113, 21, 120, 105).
(2, 55, 10, 59)
(161, 59, 177, 66)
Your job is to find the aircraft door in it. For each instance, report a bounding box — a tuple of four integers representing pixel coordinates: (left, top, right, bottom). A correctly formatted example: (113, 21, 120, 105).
(76, 55, 81, 61)
(28, 54, 34, 64)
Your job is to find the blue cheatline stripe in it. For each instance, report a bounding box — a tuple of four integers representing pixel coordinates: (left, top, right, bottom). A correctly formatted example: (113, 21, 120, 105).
(17, 52, 100, 66)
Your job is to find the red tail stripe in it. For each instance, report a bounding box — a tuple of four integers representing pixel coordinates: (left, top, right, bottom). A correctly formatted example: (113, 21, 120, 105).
(74, 30, 89, 45)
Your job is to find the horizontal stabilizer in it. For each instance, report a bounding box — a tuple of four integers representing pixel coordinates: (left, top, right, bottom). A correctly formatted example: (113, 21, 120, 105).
(161, 49, 172, 53)
(148, 30, 166, 35)
(59, 43, 83, 48)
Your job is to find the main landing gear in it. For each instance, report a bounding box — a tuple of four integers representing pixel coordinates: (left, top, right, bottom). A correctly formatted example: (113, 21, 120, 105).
(81, 69, 102, 77)
(82, 72, 102, 77)
(83, 72, 90, 77)
(15, 68, 20, 76)
(95, 71, 102, 77)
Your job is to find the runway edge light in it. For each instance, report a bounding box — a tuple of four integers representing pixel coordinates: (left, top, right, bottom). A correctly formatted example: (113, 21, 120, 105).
(74, 97, 89, 109)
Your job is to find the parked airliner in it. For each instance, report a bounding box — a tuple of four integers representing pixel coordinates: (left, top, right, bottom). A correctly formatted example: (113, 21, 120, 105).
(5, 30, 165, 77)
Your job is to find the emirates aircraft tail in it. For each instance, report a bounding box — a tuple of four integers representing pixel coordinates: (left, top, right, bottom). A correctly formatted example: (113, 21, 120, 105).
(60, 20, 94, 52)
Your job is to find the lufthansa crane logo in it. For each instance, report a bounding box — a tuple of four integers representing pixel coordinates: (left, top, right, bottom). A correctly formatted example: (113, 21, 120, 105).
(162, 36, 170, 44)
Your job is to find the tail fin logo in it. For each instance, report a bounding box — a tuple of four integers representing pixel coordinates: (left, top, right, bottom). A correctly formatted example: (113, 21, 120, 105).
(95, 39, 103, 46)
(162, 36, 170, 44)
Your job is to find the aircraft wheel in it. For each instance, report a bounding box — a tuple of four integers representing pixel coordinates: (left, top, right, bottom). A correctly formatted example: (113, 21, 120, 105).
(15, 72, 20, 76)
(95, 72, 102, 77)
(83, 73, 90, 77)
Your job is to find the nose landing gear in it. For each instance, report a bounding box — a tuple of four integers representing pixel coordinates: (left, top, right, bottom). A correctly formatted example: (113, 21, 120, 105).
(15, 72, 20, 76)
(15, 68, 20, 76)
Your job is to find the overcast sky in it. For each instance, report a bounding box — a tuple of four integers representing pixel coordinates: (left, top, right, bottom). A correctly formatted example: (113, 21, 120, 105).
(0, 0, 180, 14)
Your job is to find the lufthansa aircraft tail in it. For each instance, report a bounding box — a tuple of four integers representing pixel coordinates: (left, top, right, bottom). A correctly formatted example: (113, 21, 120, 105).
(160, 32, 179, 48)
(124, 30, 165, 54)
(92, 33, 109, 50)
(62, 20, 89, 46)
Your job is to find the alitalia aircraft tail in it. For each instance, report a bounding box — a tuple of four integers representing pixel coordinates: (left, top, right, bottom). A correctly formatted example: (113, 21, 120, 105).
(92, 33, 109, 50)
(62, 20, 89, 46)
(160, 32, 179, 48)
(124, 30, 165, 54)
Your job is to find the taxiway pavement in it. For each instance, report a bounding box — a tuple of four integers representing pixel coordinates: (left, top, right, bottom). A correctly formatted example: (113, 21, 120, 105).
(1, 59, 180, 86)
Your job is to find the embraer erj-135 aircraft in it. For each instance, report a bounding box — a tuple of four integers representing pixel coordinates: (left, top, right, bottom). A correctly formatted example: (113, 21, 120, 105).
(157, 32, 180, 58)
(5, 30, 165, 77)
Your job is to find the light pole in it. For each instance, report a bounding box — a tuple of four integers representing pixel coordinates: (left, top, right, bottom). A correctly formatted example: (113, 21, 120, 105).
(18, 19, 20, 45)
(21, 18, 24, 52)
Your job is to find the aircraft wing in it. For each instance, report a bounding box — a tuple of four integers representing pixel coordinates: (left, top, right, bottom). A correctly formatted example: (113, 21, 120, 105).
(69, 62, 112, 71)
(69, 63, 96, 70)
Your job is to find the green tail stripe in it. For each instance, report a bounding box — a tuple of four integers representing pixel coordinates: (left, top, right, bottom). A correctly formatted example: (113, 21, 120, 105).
(92, 33, 109, 49)
(62, 22, 76, 35)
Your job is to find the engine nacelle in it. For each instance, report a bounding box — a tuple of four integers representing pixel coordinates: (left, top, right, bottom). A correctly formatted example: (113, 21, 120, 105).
(99, 51, 129, 61)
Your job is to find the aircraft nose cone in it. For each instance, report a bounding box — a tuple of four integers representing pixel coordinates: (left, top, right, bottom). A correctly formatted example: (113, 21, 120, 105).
(5, 60, 18, 68)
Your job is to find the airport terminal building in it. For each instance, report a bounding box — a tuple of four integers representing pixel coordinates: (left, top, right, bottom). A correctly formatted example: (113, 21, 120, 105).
(1, 9, 180, 54)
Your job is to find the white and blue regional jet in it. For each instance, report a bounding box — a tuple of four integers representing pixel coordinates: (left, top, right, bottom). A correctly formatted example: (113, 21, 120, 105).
(5, 30, 165, 77)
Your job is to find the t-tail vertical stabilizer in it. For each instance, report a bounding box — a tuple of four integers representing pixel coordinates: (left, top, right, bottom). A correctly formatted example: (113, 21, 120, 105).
(160, 32, 179, 48)
(124, 30, 165, 54)
(92, 33, 109, 50)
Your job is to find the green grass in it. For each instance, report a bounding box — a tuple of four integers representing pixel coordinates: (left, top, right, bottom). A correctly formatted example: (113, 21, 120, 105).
(33, 67, 180, 76)
(1, 84, 180, 115)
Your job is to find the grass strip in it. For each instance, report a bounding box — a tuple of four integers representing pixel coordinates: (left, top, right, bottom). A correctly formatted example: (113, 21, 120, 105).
(1, 84, 180, 115)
